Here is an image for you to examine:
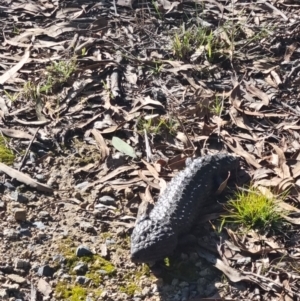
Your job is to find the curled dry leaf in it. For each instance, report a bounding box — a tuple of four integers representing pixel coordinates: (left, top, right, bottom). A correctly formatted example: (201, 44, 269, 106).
(0, 163, 53, 193)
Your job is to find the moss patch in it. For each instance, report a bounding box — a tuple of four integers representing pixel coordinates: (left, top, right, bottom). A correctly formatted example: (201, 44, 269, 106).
(54, 238, 114, 300)
(55, 282, 88, 301)
(119, 283, 140, 296)
(119, 264, 152, 296)
(0, 137, 15, 165)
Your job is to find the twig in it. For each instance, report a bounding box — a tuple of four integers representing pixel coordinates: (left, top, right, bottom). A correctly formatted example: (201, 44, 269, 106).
(18, 127, 40, 171)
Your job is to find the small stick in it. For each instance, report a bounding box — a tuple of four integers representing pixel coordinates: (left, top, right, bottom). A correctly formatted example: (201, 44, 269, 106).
(18, 127, 40, 171)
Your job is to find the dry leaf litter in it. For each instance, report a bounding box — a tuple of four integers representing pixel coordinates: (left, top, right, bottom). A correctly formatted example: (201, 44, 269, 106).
(0, 0, 300, 300)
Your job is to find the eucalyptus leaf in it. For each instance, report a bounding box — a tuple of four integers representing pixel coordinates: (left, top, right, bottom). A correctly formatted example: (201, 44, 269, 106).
(112, 136, 137, 158)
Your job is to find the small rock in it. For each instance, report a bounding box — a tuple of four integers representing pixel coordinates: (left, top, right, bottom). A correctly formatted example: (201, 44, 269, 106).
(32, 221, 46, 229)
(35, 174, 46, 181)
(61, 274, 72, 281)
(37, 278, 52, 297)
(0, 201, 5, 209)
(7, 274, 26, 284)
(105, 239, 116, 245)
(73, 262, 88, 274)
(76, 245, 93, 257)
(199, 268, 210, 277)
(0, 289, 8, 299)
(124, 187, 134, 199)
(3, 229, 19, 240)
(38, 211, 50, 219)
(100, 243, 107, 257)
(179, 281, 189, 287)
(10, 192, 28, 203)
(141, 287, 151, 296)
(52, 255, 66, 264)
(189, 252, 198, 261)
(2, 283, 19, 290)
(98, 195, 116, 205)
(4, 182, 15, 190)
(181, 287, 189, 301)
(37, 232, 47, 240)
(75, 276, 91, 285)
(15, 259, 30, 270)
(19, 228, 31, 237)
(14, 209, 27, 221)
(37, 265, 54, 277)
(75, 182, 90, 190)
(97, 269, 109, 275)
(79, 222, 96, 233)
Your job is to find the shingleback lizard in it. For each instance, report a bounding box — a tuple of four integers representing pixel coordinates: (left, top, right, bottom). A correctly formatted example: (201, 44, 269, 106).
(130, 153, 239, 263)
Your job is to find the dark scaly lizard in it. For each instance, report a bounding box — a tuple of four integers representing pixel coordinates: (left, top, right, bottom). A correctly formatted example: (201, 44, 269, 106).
(130, 153, 239, 263)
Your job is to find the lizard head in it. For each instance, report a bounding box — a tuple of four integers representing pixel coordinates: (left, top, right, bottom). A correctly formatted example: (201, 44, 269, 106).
(130, 215, 177, 263)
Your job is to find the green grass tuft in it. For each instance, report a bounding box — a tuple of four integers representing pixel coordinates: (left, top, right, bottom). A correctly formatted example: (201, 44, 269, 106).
(221, 187, 283, 230)
(0, 137, 15, 165)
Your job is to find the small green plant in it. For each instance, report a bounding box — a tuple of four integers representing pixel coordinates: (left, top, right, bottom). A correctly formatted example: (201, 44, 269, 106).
(46, 59, 77, 86)
(221, 187, 284, 230)
(137, 115, 179, 136)
(149, 61, 163, 76)
(209, 96, 223, 115)
(12, 25, 20, 35)
(172, 25, 218, 60)
(152, 0, 162, 19)
(23, 81, 39, 100)
(4, 90, 19, 102)
(81, 47, 87, 56)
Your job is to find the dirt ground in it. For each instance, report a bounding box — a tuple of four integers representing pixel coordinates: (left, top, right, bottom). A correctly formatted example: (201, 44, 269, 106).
(1, 0, 300, 300)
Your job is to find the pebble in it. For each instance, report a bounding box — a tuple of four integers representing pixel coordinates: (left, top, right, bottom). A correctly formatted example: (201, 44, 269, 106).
(124, 187, 134, 199)
(0, 201, 5, 209)
(15, 259, 30, 270)
(19, 228, 31, 237)
(179, 281, 189, 287)
(0, 289, 8, 299)
(7, 274, 26, 284)
(10, 192, 28, 203)
(14, 209, 27, 221)
(73, 262, 88, 274)
(53, 255, 66, 264)
(76, 245, 93, 257)
(38, 211, 50, 219)
(75, 276, 91, 285)
(4, 182, 15, 190)
(199, 268, 210, 277)
(181, 287, 189, 301)
(32, 221, 46, 229)
(37, 265, 54, 277)
(98, 195, 116, 205)
(79, 222, 96, 233)
(35, 174, 46, 181)
(4, 229, 19, 240)
(141, 287, 151, 296)
(37, 278, 52, 297)
(75, 182, 90, 190)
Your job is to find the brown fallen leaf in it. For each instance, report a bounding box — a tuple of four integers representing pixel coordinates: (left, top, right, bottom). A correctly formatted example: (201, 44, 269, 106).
(221, 132, 261, 169)
(245, 81, 270, 106)
(0, 163, 53, 193)
(269, 143, 291, 179)
(91, 129, 109, 162)
(0, 128, 34, 140)
(0, 47, 31, 85)
(138, 170, 161, 190)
